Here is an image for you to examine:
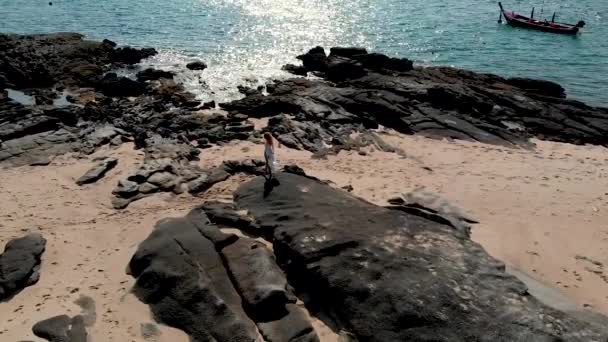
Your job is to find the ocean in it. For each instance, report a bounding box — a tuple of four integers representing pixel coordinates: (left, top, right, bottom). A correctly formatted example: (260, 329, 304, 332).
(1, 0, 606, 105)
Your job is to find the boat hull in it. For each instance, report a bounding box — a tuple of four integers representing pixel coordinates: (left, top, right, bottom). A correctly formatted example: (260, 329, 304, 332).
(498, 3, 581, 35)
(504, 13, 579, 34)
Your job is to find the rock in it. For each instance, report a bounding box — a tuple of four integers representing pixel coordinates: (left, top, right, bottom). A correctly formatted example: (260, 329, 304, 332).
(257, 304, 319, 342)
(112, 179, 139, 197)
(0, 32, 155, 88)
(127, 159, 175, 183)
(138, 182, 159, 194)
(223, 238, 294, 314)
(320, 55, 368, 82)
(185, 209, 239, 249)
(128, 216, 258, 341)
(136, 68, 175, 82)
(0, 233, 46, 300)
(233, 173, 608, 341)
(146, 171, 177, 190)
(282, 164, 307, 176)
(97, 73, 146, 97)
(237, 85, 262, 97)
(110, 196, 128, 209)
(223, 49, 608, 148)
(222, 159, 265, 175)
(352, 52, 414, 73)
(199, 200, 262, 236)
(28, 155, 53, 166)
(76, 158, 118, 185)
(329, 47, 368, 58)
(109, 46, 157, 65)
(201, 100, 216, 109)
(506, 77, 566, 98)
(296, 46, 327, 72)
(341, 184, 354, 192)
(225, 123, 255, 133)
(187, 167, 230, 194)
(186, 61, 207, 71)
(64, 62, 103, 86)
(282, 64, 308, 76)
(32, 314, 87, 342)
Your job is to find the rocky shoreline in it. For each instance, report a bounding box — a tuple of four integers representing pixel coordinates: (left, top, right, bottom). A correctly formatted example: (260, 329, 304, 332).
(2, 32, 608, 341)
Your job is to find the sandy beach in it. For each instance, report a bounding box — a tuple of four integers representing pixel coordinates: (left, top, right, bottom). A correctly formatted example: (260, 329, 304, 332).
(1, 130, 607, 341)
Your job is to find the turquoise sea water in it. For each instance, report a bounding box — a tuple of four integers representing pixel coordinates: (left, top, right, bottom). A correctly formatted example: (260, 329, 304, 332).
(1, 0, 607, 105)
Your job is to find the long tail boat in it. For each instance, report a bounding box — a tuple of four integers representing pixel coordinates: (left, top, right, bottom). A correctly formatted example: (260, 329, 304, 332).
(498, 2, 585, 35)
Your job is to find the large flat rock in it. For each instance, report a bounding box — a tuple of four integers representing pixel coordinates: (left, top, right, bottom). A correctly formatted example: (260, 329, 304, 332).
(234, 173, 608, 341)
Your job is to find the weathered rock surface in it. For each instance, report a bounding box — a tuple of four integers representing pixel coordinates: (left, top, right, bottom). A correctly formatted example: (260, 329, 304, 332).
(0, 233, 46, 300)
(128, 216, 259, 342)
(232, 173, 608, 341)
(223, 46, 608, 148)
(257, 304, 319, 342)
(128, 196, 322, 342)
(76, 157, 118, 185)
(223, 238, 295, 314)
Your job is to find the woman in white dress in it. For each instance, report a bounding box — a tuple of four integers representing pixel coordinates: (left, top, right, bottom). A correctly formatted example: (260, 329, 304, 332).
(263, 132, 277, 180)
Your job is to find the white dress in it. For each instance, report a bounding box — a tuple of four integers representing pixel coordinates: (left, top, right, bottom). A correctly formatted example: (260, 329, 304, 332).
(264, 144, 276, 175)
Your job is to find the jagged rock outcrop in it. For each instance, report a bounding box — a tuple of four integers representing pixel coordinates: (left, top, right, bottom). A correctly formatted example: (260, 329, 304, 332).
(0, 32, 155, 89)
(0, 233, 46, 300)
(223, 46, 608, 149)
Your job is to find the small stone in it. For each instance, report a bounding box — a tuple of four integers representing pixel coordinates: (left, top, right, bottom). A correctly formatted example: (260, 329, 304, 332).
(111, 196, 132, 209)
(147, 171, 177, 190)
(112, 180, 139, 197)
(341, 185, 354, 192)
(76, 158, 118, 185)
(138, 182, 159, 194)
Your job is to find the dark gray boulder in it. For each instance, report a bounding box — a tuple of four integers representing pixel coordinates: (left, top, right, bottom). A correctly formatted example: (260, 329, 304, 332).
(76, 158, 118, 185)
(234, 173, 608, 342)
(32, 314, 88, 342)
(128, 216, 258, 342)
(0, 233, 46, 300)
(186, 61, 207, 71)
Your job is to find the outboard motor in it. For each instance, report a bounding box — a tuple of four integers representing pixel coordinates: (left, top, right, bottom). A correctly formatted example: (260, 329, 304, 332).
(576, 20, 586, 28)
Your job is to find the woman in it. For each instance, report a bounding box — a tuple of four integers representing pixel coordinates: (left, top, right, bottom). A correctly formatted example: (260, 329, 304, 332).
(263, 132, 278, 180)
